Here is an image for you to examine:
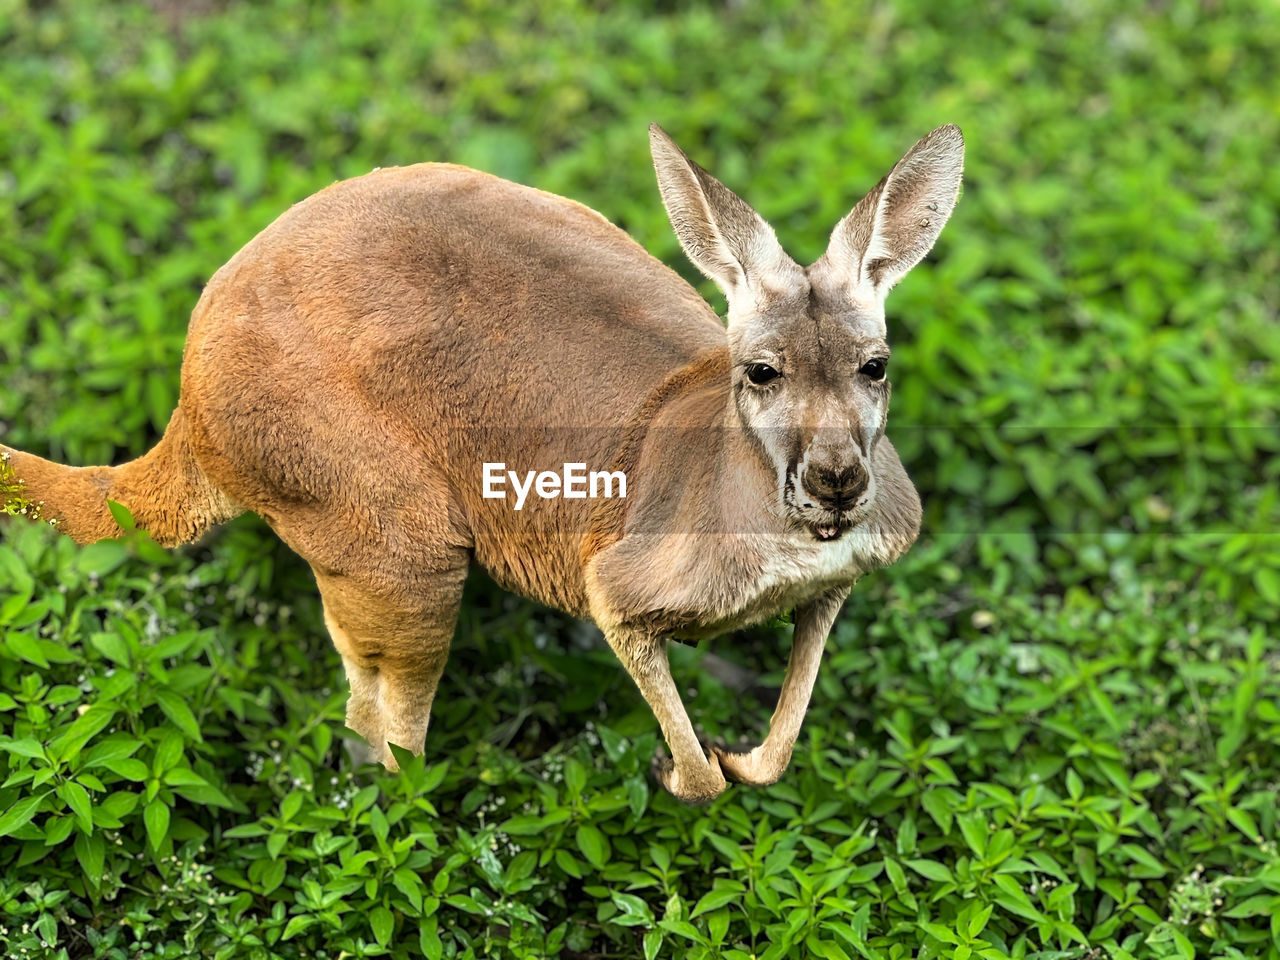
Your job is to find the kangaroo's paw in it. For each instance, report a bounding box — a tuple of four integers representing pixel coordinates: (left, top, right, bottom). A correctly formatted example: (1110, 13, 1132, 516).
(709, 740, 787, 788)
(651, 747, 727, 805)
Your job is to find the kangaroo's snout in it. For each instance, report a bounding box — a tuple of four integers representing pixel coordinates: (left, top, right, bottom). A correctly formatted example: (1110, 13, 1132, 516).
(800, 452, 869, 510)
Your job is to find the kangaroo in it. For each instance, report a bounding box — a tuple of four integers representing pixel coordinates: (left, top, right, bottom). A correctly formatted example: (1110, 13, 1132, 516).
(1, 124, 963, 803)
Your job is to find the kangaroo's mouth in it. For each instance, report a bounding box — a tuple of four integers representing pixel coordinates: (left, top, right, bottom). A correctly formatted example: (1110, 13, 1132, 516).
(784, 469, 874, 543)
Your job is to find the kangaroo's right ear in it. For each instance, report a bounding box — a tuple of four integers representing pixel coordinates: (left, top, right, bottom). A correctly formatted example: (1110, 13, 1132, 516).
(649, 124, 801, 316)
(816, 124, 964, 305)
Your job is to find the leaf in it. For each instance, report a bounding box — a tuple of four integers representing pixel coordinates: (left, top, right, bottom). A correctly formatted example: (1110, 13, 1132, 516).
(1118, 843, 1166, 878)
(420, 922, 443, 960)
(144, 798, 171, 850)
(920, 789, 956, 833)
(690, 885, 739, 918)
(370, 905, 394, 946)
(610, 891, 654, 927)
(1169, 928, 1195, 960)
(563, 758, 587, 795)
(575, 824, 610, 869)
(914, 920, 956, 945)
(386, 741, 420, 778)
(153, 728, 185, 773)
(847, 861, 884, 884)
(75, 831, 105, 889)
(52, 704, 117, 764)
(35, 912, 57, 948)
(0, 591, 30, 626)
(903, 858, 954, 883)
(107, 499, 136, 531)
(393, 867, 424, 912)
(112, 759, 150, 781)
(849, 902, 870, 941)
(1226, 807, 1260, 843)
(223, 823, 269, 839)
(267, 832, 287, 860)
(164, 767, 211, 788)
(4, 632, 49, 668)
(281, 790, 304, 822)
(82, 737, 144, 767)
(555, 847, 584, 878)
(0, 791, 48, 837)
(1223, 894, 1280, 918)
(261, 859, 286, 894)
(0, 547, 33, 597)
(1, 738, 45, 760)
(421, 761, 449, 793)
(90, 631, 131, 667)
(45, 815, 76, 846)
(154, 689, 203, 742)
(98, 791, 141, 822)
(58, 780, 94, 834)
(1254, 567, 1280, 605)
(76, 540, 128, 577)
(282, 915, 315, 940)
(501, 806, 570, 834)
(992, 874, 1047, 922)
(626, 775, 649, 818)
(969, 904, 993, 937)
(171, 780, 236, 809)
(444, 894, 488, 916)
(957, 812, 988, 857)
(657, 919, 707, 945)
(884, 858, 916, 910)
(368, 804, 389, 843)
(995, 895, 1047, 924)
(806, 939, 850, 960)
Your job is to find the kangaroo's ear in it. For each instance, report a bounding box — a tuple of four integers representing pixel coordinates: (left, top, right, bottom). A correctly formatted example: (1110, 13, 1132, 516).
(816, 124, 964, 304)
(649, 124, 801, 315)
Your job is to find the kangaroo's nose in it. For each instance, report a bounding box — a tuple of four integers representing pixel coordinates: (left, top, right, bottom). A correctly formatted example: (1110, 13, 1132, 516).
(801, 458, 868, 509)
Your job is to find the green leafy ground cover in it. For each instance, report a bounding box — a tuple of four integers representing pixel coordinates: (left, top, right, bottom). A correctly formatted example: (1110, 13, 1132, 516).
(1, 1, 1279, 958)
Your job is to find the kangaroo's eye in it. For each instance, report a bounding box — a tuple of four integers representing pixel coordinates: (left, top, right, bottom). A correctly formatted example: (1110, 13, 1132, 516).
(744, 363, 781, 386)
(860, 358, 887, 381)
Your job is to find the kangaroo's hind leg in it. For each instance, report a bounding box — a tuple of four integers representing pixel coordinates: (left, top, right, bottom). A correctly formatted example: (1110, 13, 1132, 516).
(210, 378, 472, 768)
(314, 555, 468, 769)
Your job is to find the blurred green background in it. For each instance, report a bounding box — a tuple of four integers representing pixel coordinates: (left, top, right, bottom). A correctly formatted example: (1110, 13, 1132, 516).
(1, 1, 1279, 958)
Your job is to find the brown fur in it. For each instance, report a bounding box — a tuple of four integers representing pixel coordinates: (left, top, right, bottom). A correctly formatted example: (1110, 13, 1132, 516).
(1, 127, 962, 802)
(580, 346, 731, 564)
(2, 409, 240, 546)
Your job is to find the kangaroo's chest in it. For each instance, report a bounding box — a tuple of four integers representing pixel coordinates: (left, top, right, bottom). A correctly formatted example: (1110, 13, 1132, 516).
(591, 526, 881, 643)
(585, 497, 913, 641)
(671, 532, 874, 641)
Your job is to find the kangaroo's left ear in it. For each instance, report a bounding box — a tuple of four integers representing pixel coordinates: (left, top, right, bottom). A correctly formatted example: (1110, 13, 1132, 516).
(815, 124, 964, 304)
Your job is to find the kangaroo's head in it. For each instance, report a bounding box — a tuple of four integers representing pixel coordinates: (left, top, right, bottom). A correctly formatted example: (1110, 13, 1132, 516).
(649, 124, 963, 542)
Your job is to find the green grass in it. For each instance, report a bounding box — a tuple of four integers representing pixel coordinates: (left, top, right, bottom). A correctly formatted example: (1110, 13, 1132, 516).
(1, 0, 1279, 958)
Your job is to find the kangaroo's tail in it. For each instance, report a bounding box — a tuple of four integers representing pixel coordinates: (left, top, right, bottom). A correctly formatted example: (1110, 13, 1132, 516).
(1, 408, 242, 547)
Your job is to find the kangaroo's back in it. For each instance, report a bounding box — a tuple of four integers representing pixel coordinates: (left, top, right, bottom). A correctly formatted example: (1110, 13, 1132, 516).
(185, 163, 723, 431)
